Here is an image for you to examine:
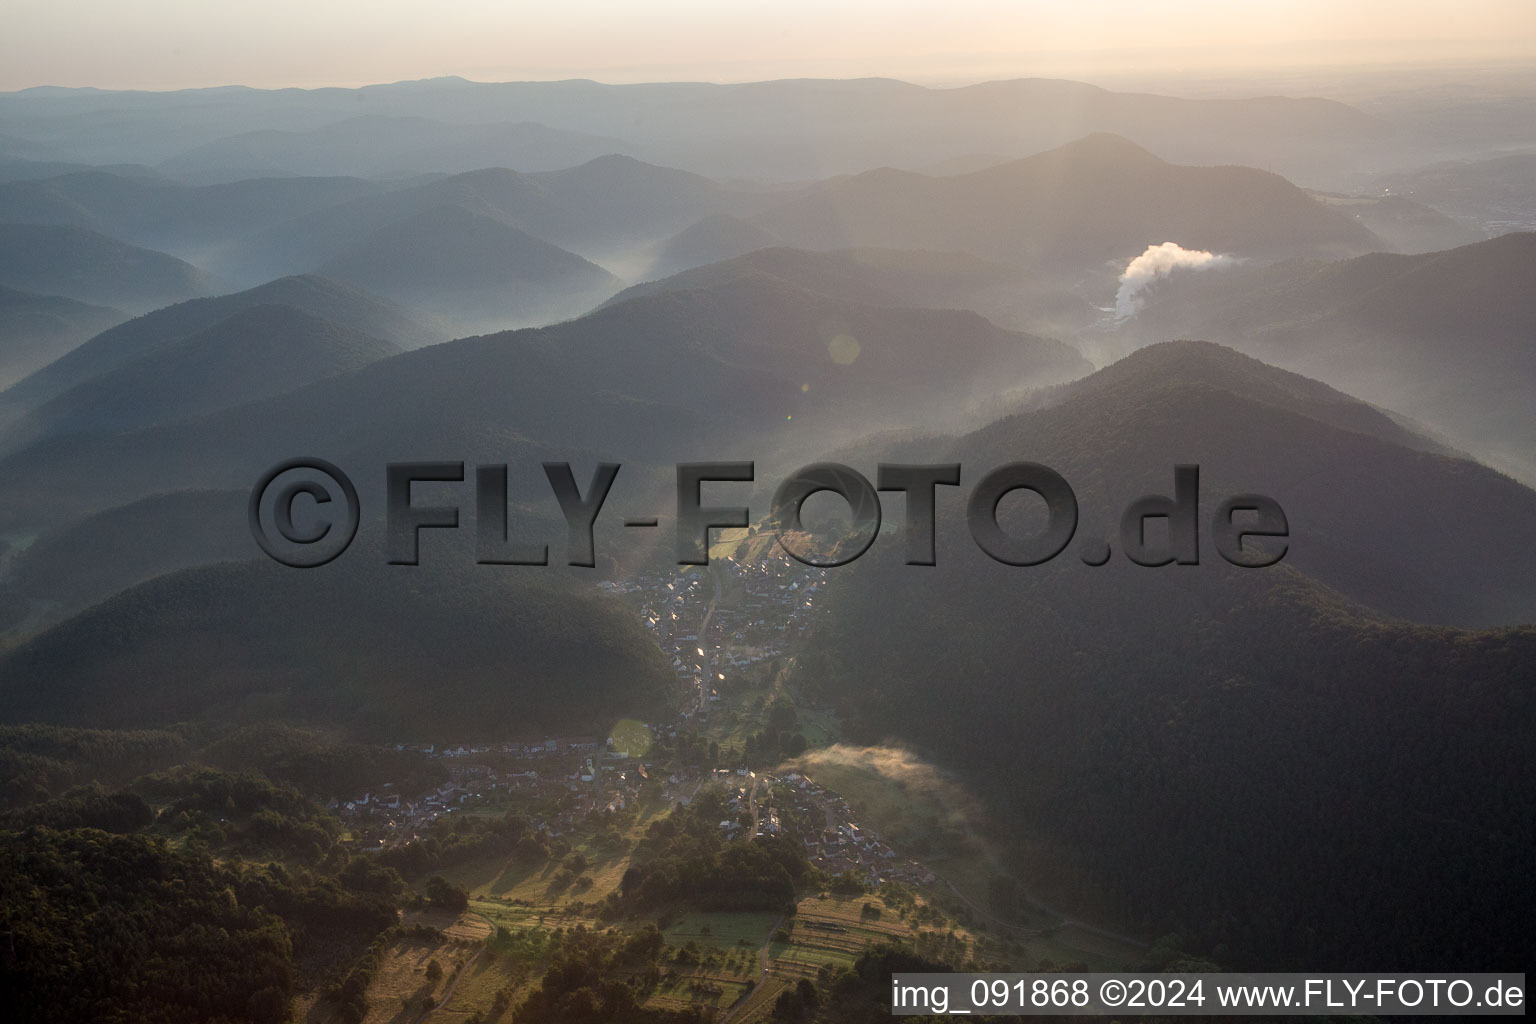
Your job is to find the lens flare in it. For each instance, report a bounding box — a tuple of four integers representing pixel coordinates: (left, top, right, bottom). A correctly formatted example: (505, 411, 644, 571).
(828, 334, 861, 365)
(609, 718, 652, 757)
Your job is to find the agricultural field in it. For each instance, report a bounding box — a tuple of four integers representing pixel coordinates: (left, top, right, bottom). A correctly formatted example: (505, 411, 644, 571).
(648, 911, 779, 1015)
(469, 894, 601, 936)
(435, 841, 633, 907)
(300, 744, 1119, 1022)
(324, 926, 484, 1024)
(305, 848, 1004, 1023)
(770, 895, 955, 982)
(663, 910, 783, 952)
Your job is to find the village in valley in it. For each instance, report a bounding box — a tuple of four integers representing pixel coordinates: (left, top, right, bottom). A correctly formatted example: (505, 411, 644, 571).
(333, 546, 941, 892)
(281, 542, 1057, 1023)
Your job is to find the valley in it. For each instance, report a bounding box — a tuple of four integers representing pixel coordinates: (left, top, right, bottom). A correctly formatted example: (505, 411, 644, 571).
(1, 42, 1534, 1024)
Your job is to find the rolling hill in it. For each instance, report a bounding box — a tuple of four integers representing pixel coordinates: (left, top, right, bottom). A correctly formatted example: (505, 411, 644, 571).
(0, 273, 1087, 536)
(317, 204, 622, 329)
(815, 340, 1535, 628)
(791, 341, 1536, 969)
(0, 284, 125, 388)
(1306, 190, 1486, 254)
(0, 159, 162, 184)
(0, 305, 400, 450)
(612, 246, 1100, 338)
(0, 223, 217, 311)
(747, 134, 1382, 291)
(1372, 152, 1536, 230)
(0, 274, 433, 416)
(516, 273, 1089, 431)
(0, 170, 392, 263)
(236, 155, 748, 281)
(645, 213, 786, 279)
(1119, 231, 1536, 483)
(1, 489, 250, 626)
(0, 556, 676, 742)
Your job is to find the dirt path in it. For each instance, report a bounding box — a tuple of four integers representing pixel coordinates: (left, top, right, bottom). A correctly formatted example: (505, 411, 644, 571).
(420, 947, 484, 1022)
(758, 913, 784, 978)
(718, 911, 786, 1024)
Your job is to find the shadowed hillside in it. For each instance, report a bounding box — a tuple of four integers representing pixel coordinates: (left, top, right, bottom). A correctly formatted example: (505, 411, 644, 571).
(0, 274, 1087, 532)
(1120, 231, 1536, 482)
(236, 155, 751, 282)
(0, 557, 675, 742)
(318, 204, 622, 329)
(748, 134, 1382, 292)
(0, 304, 400, 451)
(2, 490, 250, 625)
(790, 342, 1536, 969)
(0, 274, 433, 416)
(0, 284, 124, 387)
(612, 245, 1100, 337)
(0, 223, 217, 311)
(645, 213, 786, 279)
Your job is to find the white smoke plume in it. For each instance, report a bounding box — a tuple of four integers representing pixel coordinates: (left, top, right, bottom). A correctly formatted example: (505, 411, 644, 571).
(1115, 242, 1235, 318)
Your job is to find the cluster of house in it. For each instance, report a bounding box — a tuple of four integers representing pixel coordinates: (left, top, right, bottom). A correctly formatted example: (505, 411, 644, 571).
(712, 769, 939, 888)
(417, 736, 602, 759)
(780, 771, 938, 887)
(336, 732, 673, 849)
(614, 555, 830, 720)
(711, 557, 826, 661)
(333, 555, 941, 891)
(336, 753, 938, 891)
(329, 778, 477, 843)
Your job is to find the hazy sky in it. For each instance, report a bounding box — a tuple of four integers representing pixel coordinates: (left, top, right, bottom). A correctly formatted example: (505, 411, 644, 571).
(5, 0, 1535, 91)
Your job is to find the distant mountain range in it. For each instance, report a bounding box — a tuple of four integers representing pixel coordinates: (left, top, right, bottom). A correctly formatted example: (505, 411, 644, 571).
(157, 114, 640, 181)
(0, 134, 1469, 345)
(0, 270, 1086, 533)
(646, 213, 787, 279)
(0, 170, 394, 258)
(0, 158, 161, 184)
(0, 76, 1419, 187)
(233, 155, 755, 280)
(744, 134, 1381, 289)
